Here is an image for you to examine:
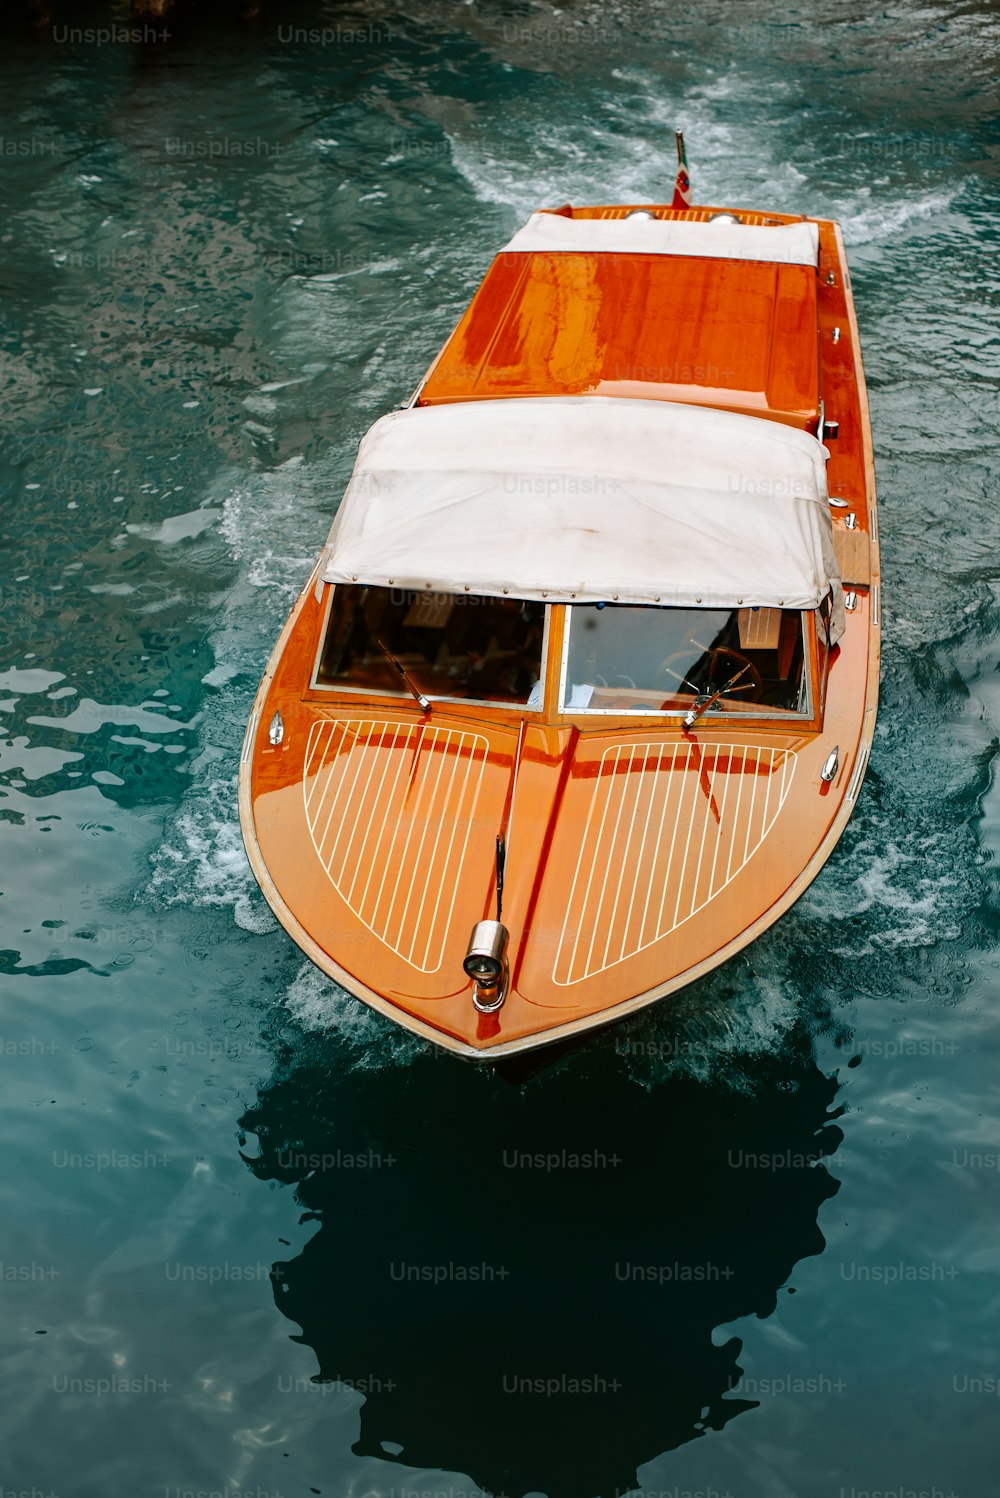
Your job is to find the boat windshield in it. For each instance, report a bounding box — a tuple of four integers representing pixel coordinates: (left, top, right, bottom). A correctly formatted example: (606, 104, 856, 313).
(559, 603, 810, 717)
(315, 584, 546, 707)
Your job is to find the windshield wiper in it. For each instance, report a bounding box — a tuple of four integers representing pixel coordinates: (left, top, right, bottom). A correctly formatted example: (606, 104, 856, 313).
(683, 663, 752, 730)
(375, 639, 431, 713)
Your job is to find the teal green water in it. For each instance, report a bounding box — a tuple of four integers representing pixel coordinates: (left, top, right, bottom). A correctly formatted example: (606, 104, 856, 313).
(1, 4, 999, 1495)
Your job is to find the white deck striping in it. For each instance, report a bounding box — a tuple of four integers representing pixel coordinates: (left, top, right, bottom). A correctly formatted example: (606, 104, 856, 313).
(303, 719, 489, 973)
(554, 741, 797, 985)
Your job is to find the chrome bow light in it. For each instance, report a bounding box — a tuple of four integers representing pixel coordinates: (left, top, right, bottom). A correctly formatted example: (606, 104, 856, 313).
(268, 710, 284, 745)
(463, 919, 509, 1013)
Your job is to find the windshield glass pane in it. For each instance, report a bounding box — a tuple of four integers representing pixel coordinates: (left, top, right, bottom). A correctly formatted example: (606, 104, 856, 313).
(316, 585, 546, 707)
(560, 604, 808, 716)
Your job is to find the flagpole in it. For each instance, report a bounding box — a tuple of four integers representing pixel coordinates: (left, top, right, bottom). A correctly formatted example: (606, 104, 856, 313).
(671, 130, 691, 210)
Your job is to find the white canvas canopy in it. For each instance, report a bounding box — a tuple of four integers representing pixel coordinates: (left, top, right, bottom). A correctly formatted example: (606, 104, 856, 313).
(322, 397, 843, 639)
(501, 212, 820, 266)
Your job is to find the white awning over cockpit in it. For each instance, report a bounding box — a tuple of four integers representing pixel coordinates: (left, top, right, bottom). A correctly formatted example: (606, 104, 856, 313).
(500, 212, 820, 266)
(322, 397, 843, 637)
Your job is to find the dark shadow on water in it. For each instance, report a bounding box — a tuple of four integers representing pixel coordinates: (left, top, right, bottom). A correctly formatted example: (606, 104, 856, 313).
(239, 1020, 844, 1498)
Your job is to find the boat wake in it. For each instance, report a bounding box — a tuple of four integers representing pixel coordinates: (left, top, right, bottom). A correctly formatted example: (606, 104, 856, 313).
(798, 826, 969, 957)
(445, 63, 964, 257)
(283, 964, 431, 1069)
(145, 456, 330, 934)
(614, 961, 810, 1092)
(834, 186, 959, 248)
(146, 771, 276, 935)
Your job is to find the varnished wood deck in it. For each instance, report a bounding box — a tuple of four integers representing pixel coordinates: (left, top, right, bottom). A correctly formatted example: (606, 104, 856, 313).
(238, 204, 880, 1058)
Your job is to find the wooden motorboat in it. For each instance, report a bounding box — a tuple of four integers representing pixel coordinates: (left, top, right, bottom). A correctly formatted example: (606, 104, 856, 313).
(239, 169, 880, 1060)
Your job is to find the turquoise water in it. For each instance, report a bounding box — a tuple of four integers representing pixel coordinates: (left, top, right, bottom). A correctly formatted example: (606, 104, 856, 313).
(1, 3, 998, 1495)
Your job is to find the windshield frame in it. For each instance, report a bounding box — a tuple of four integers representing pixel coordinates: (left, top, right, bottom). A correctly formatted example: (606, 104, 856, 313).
(308, 582, 552, 714)
(554, 602, 818, 726)
(305, 587, 825, 732)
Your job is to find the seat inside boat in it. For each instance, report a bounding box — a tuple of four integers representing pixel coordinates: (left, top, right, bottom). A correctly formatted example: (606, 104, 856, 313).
(314, 583, 546, 706)
(315, 586, 809, 719)
(560, 603, 807, 716)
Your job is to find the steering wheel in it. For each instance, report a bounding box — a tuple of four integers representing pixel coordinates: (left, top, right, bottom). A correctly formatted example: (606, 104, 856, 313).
(659, 646, 764, 703)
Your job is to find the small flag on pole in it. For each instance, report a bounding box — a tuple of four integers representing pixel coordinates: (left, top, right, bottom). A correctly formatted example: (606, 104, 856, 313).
(671, 130, 691, 209)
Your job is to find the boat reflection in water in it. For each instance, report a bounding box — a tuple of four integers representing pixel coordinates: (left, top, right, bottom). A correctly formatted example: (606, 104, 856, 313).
(239, 1020, 844, 1498)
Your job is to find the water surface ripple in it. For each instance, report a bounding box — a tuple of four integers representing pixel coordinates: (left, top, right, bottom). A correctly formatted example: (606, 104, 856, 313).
(0, 3, 998, 1495)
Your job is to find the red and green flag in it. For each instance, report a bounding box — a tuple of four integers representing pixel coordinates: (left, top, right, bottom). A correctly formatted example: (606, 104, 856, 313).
(671, 130, 691, 209)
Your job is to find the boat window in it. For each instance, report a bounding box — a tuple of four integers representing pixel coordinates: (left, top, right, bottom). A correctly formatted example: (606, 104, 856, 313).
(314, 584, 546, 707)
(558, 603, 810, 718)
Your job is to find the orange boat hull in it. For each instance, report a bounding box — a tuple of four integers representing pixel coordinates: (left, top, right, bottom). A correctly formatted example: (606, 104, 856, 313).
(239, 204, 880, 1059)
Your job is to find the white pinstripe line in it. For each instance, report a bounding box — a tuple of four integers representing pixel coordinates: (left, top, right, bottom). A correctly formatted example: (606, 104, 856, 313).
(348, 720, 410, 910)
(552, 740, 799, 986)
(315, 720, 365, 864)
(554, 747, 614, 983)
(740, 750, 759, 869)
(407, 734, 464, 964)
(601, 743, 651, 970)
(687, 748, 724, 919)
(324, 721, 380, 874)
(368, 722, 426, 928)
(337, 720, 396, 894)
(724, 745, 748, 885)
(431, 751, 488, 938)
(332, 719, 389, 874)
(743, 751, 765, 860)
(417, 734, 489, 972)
(582, 745, 636, 978)
(315, 719, 365, 862)
(754, 750, 776, 852)
(357, 723, 417, 922)
(303, 720, 346, 842)
(655, 745, 694, 941)
(343, 720, 396, 905)
(758, 748, 777, 850)
(636, 743, 675, 952)
(423, 737, 488, 972)
(303, 721, 324, 812)
(303, 718, 324, 780)
(305, 720, 344, 823)
(395, 727, 458, 960)
(619, 742, 661, 962)
(304, 720, 335, 808)
(561, 745, 623, 982)
(705, 744, 737, 908)
(670, 746, 704, 930)
(411, 731, 470, 970)
(379, 725, 439, 938)
(303, 719, 490, 971)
